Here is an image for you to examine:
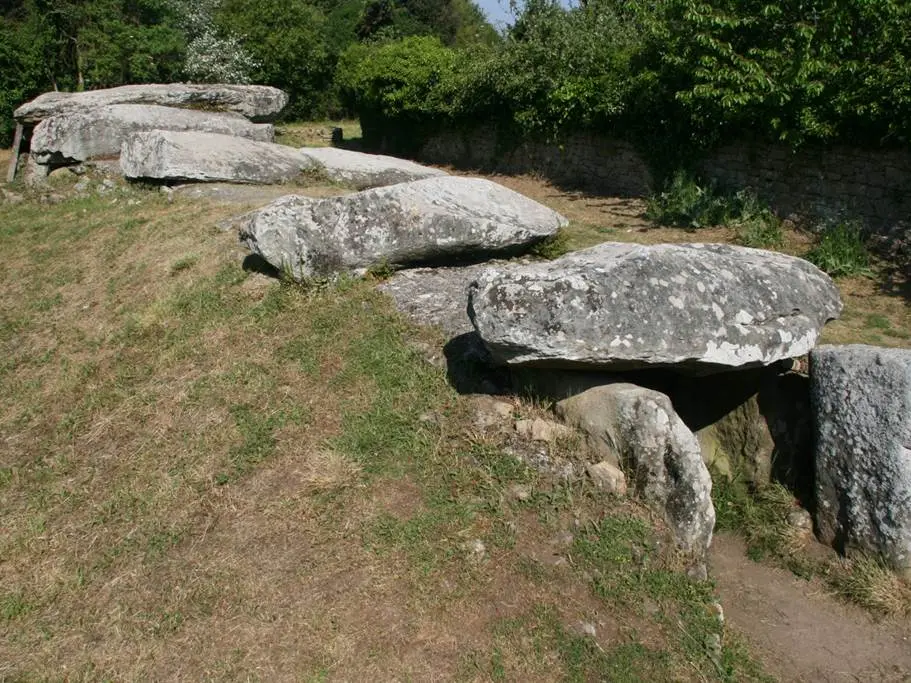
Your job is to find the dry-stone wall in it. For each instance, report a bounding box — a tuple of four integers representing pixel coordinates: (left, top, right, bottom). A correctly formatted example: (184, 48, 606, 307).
(699, 143, 911, 230)
(418, 129, 652, 197)
(414, 128, 911, 243)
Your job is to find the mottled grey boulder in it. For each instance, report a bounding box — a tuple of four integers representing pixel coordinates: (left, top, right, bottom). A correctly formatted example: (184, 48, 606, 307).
(377, 261, 519, 338)
(120, 130, 319, 184)
(298, 146, 446, 190)
(812, 345, 911, 574)
(31, 105, 274, 166)
(14, 83, 287, 124)
(469, 242, 841, 372)
(239, 177, 567, 279)
(555, 383, 715, 556)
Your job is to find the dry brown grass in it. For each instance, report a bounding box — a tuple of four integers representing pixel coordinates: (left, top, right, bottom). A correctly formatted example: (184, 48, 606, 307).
(7, 163, 904, 681)
(1, 178, 765, 681)
(828, 555, 911, 617)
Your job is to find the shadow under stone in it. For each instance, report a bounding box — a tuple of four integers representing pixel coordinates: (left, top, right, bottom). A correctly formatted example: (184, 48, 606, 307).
(442, 332, 512, 395)
(496, 361, 816, 509)
(242, 253, 281, 278)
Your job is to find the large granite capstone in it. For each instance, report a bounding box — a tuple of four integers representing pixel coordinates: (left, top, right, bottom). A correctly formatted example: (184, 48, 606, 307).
(31, 105, 274, 166)
(812, 344, 911, 574)
(297, 146, 446, 190)
(14, 83, 288, 123)
(468, 242, 841, 372)
(121, 130, 319, 184)
(238, 177, 567, 279)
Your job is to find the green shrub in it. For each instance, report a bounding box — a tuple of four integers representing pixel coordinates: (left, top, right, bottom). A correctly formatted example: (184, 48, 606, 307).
(645, 171, 738, 230)
(336, 36, 460, 148)
(653, 0, 911, 147)
(647, 173, 788, 248)
(734, 192, 783, 249)
(806, 219, 873, 278)
(530, 229, 570, 260)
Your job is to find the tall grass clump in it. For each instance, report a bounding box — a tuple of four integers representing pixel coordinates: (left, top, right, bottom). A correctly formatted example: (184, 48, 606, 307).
(806, 218, 873, 277)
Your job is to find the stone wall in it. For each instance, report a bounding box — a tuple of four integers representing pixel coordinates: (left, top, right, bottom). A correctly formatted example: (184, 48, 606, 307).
(699, 143, 911, 231)
(417, 128, 652, 197)
(414, 128, 910, 248)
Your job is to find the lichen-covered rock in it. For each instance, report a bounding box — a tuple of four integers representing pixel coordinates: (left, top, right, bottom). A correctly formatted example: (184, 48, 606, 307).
(586, 461, 627, 495)
(468, 242, 842, 373)
(555, 383, 715, 556)
(31, 105, 274, 166)
(239, 177, 567, 279)
(298, 146, 446, 190)
(812, 344, 911, 574)
(692, 371, 811, 488)
(377, 261, 519, 338)
(15, 83, 288, 123)
(120, 130, 318, 184)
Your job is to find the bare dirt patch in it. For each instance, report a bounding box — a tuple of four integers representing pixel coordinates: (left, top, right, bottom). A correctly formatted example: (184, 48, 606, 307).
(711, 533, 911, 682)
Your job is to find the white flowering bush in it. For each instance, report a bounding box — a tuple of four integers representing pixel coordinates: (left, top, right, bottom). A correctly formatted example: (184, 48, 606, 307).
(170, 0, 259, 84)
(184, 31, 259, 84)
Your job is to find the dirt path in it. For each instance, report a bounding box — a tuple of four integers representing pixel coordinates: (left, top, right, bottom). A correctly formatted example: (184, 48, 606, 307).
(711, 533, 911, 682)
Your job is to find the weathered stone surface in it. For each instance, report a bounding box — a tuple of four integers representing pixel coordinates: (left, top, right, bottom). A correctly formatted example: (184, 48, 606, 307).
(174, 183, 323, 209)
(468, 242, 841, 373)
(555, 383, 715, 556)
(586, 461, 627, 496)
(377, 262, 518, 338)
(470, 395, 514, 430)
(120, 130, 318, 184)
(239, 177, 567, 279)
(692, 371, 811, 489)
(31, 105, 274, 166)
(515, 418, 573, 443)
(15, 83, 288, 124)
(555, 386, 623, 467)
(298, 146, 446, 190)
(812, 344, 911, 573)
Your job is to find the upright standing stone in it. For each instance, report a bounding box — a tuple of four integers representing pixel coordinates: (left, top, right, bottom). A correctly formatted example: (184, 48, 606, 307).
(812, 344, 911, 574)
(556, 383, 715, 556)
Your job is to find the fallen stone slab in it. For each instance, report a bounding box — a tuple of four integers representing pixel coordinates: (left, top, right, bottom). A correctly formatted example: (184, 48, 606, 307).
(377, 261, 521, 338)
(812, 344, 911, 575)
(298, 146, 446, 190)
(31, 105, 274, 166)
(469, 242, 841, 373)
(239, 176, 567, 279)
(556, 383, 715, 556)
(15, 83, 287, 124)
(121, 130, 319, 184)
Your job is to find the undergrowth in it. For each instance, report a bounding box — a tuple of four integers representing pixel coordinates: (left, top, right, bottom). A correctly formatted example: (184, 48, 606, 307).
(531, 228, 571, 260)
(806, 218, 874, 278)
(646, 171, 783, 248)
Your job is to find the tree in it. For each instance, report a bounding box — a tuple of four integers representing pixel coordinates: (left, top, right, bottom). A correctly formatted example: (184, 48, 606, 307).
(655, 0, 911, 145)
(164, 0, 257, 84)
(218, 0, 334, 118)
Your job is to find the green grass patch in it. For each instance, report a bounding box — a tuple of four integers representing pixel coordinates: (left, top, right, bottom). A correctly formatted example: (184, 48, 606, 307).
(569, 513, 768, 681)
(1, 590, 34, 622)
(714, 477, 911, 616)
(713, 478, 813, 575)
(531, 229, 571, 260)
(806, 219, 874, 278)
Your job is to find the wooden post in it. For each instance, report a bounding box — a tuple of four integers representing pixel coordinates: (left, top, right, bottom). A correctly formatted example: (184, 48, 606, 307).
(6, 123, 24, 183)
